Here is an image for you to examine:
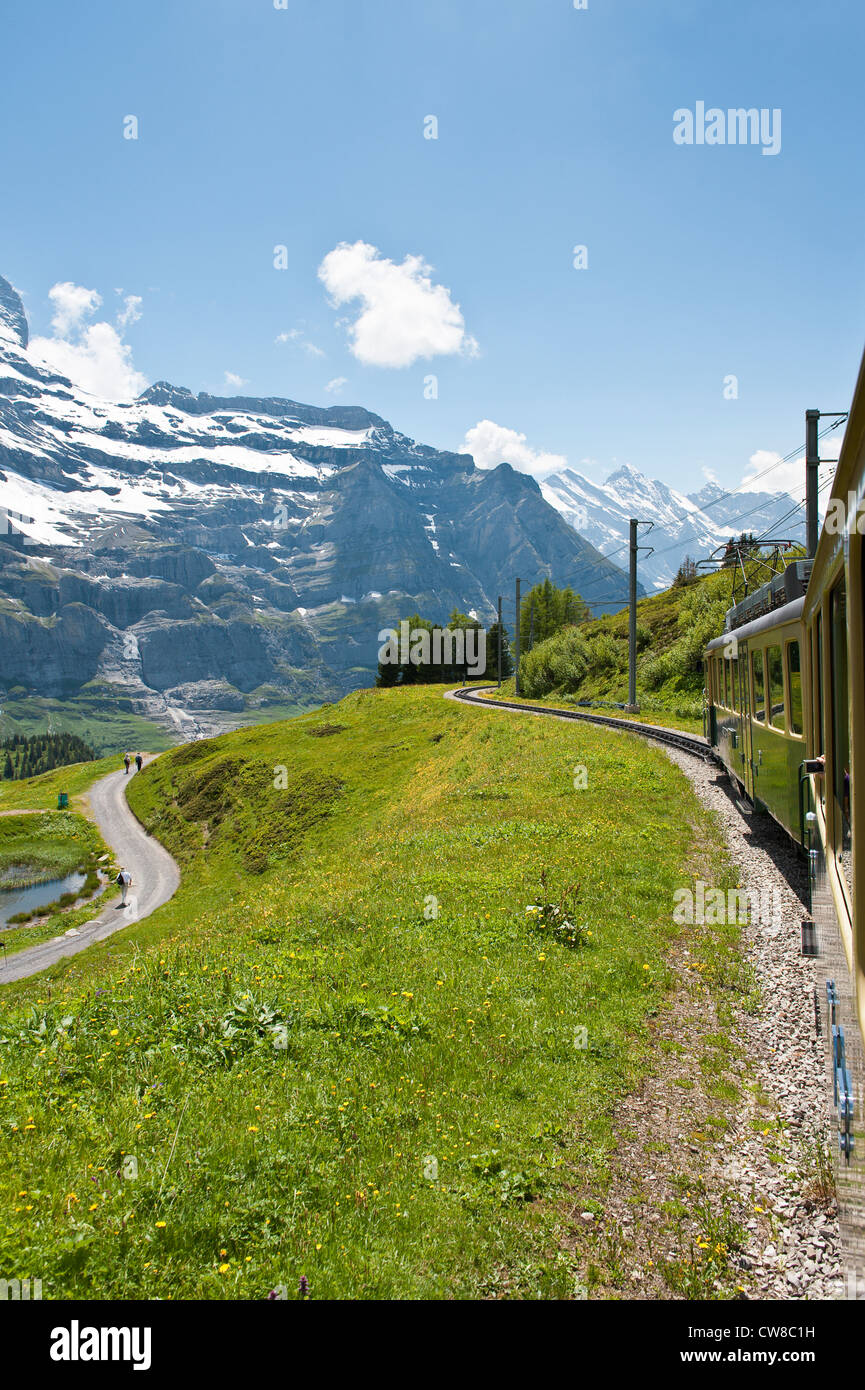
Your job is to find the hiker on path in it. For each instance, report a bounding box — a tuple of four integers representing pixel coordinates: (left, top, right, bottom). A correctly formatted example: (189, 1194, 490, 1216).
(134, 753, 143, 773)
(123, 753, 131, 775)
(115, 867, 133, 907)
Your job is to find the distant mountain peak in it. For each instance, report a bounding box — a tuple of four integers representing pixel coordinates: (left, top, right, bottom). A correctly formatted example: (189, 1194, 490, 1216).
(542, 459, 805, 592)
(605, 461, 645, 482)
(136, 378, 387, 432)
(139, 381, 196, 405)
(688, 480, 725, 507)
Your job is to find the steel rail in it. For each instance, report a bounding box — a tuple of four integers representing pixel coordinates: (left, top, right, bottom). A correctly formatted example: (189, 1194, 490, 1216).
(448, 686, 716, 762)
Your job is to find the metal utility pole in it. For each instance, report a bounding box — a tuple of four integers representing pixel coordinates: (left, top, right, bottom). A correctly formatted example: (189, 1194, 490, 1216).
(529, 602, 534, 651)
(627, 519, 638, 711)
(805, 408, 820, 558)
(625, 519, 653, 712)
(497, 595, 503, 688)
(514, 577, 522, 696)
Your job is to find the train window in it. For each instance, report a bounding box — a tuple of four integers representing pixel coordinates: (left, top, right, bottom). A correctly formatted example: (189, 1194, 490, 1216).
(787, 641, 803, 736)
(723, 658, 729, 707)
(751, 649, 765, 722)
(830, 579, 852, 896)
(731, 658, 739, 711)
(767, 645, 785, 730)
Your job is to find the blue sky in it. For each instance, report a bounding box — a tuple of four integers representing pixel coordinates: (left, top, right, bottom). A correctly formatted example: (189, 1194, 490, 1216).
(2, 0, 862, 501)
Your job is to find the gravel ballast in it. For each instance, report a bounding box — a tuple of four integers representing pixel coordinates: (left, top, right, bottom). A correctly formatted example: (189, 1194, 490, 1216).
(665, 747, 843, 1300)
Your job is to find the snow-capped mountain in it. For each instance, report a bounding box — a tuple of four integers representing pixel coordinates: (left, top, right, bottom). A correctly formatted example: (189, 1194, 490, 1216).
(0, 274, 634, 739)
(541, 463, 804, 591)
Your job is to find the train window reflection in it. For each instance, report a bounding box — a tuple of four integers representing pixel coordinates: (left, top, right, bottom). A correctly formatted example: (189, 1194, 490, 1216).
(830, 580, 852, 897)
(767, 645, 785, 730)
(815, 615, 824, 757)
(787, 641, 803, 736)
(752, 649, 765, 722)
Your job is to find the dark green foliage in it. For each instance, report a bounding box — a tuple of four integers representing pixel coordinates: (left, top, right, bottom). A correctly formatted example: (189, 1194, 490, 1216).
(525, 877, 590, 949)
(141, 750, 345, 877)
(518, 568, 730, 713)
(174, 757, 246, 826)
(518, 578, 589, 654)
(673, 556, 699, 587)
(0, 732, 95, 780)
(376, 609, 486, 685)
(242, 772, 343, 873)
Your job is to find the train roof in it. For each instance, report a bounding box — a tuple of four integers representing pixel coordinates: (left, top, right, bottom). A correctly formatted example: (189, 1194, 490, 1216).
(723, 558, 811, 633)
(705, 595, 806, 653)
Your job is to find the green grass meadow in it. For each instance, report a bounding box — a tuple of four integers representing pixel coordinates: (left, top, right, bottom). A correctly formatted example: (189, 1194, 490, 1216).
(0, 685, 738, 1299)
(0, 755, 120, 815)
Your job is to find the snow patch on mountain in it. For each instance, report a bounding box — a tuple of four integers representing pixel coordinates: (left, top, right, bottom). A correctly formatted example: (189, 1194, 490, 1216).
(542, 462, 805, 590)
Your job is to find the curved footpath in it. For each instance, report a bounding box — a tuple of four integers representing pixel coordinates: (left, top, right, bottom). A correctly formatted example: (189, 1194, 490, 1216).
(0, 757, 180, 984)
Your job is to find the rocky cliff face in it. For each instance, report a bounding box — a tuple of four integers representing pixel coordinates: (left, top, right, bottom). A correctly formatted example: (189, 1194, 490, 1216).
(0, 274, 635, 737)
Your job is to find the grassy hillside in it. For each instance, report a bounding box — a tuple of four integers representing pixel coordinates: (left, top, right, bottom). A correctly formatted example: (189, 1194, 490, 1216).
(0, 754, 120, 814)
(514, 570, 733, 730)
(0, 686, 747, 1300)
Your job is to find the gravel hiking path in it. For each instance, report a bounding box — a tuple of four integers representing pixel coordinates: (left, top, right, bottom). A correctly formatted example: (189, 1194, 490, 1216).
(0, 756, 179, 984)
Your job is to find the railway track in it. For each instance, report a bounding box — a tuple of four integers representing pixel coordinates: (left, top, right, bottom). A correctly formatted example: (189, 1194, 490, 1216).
(448, 686, 716, 761)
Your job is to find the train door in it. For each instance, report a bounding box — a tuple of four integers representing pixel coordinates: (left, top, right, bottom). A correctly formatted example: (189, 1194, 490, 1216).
(738, 640, 754, 798)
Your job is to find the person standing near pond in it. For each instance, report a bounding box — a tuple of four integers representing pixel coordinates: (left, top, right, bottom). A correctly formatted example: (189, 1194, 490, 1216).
(123, 753, 131, 775)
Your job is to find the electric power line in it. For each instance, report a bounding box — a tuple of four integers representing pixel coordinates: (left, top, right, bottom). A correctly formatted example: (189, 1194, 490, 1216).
(575, 418, 845, 596)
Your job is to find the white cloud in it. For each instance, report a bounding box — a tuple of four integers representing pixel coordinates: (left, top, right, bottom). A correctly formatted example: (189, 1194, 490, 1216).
(325, 377, 348, 394)
(47, 281, 102, 336)
(116, 293, 143, 330)
(739, 437, 845, 502)
(30, 281, 147, 401)
(461, 419, 566, 480)
(275, 327, 324, 357)
(318, 240, 479, 368)
(223, 371, 248, 390)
